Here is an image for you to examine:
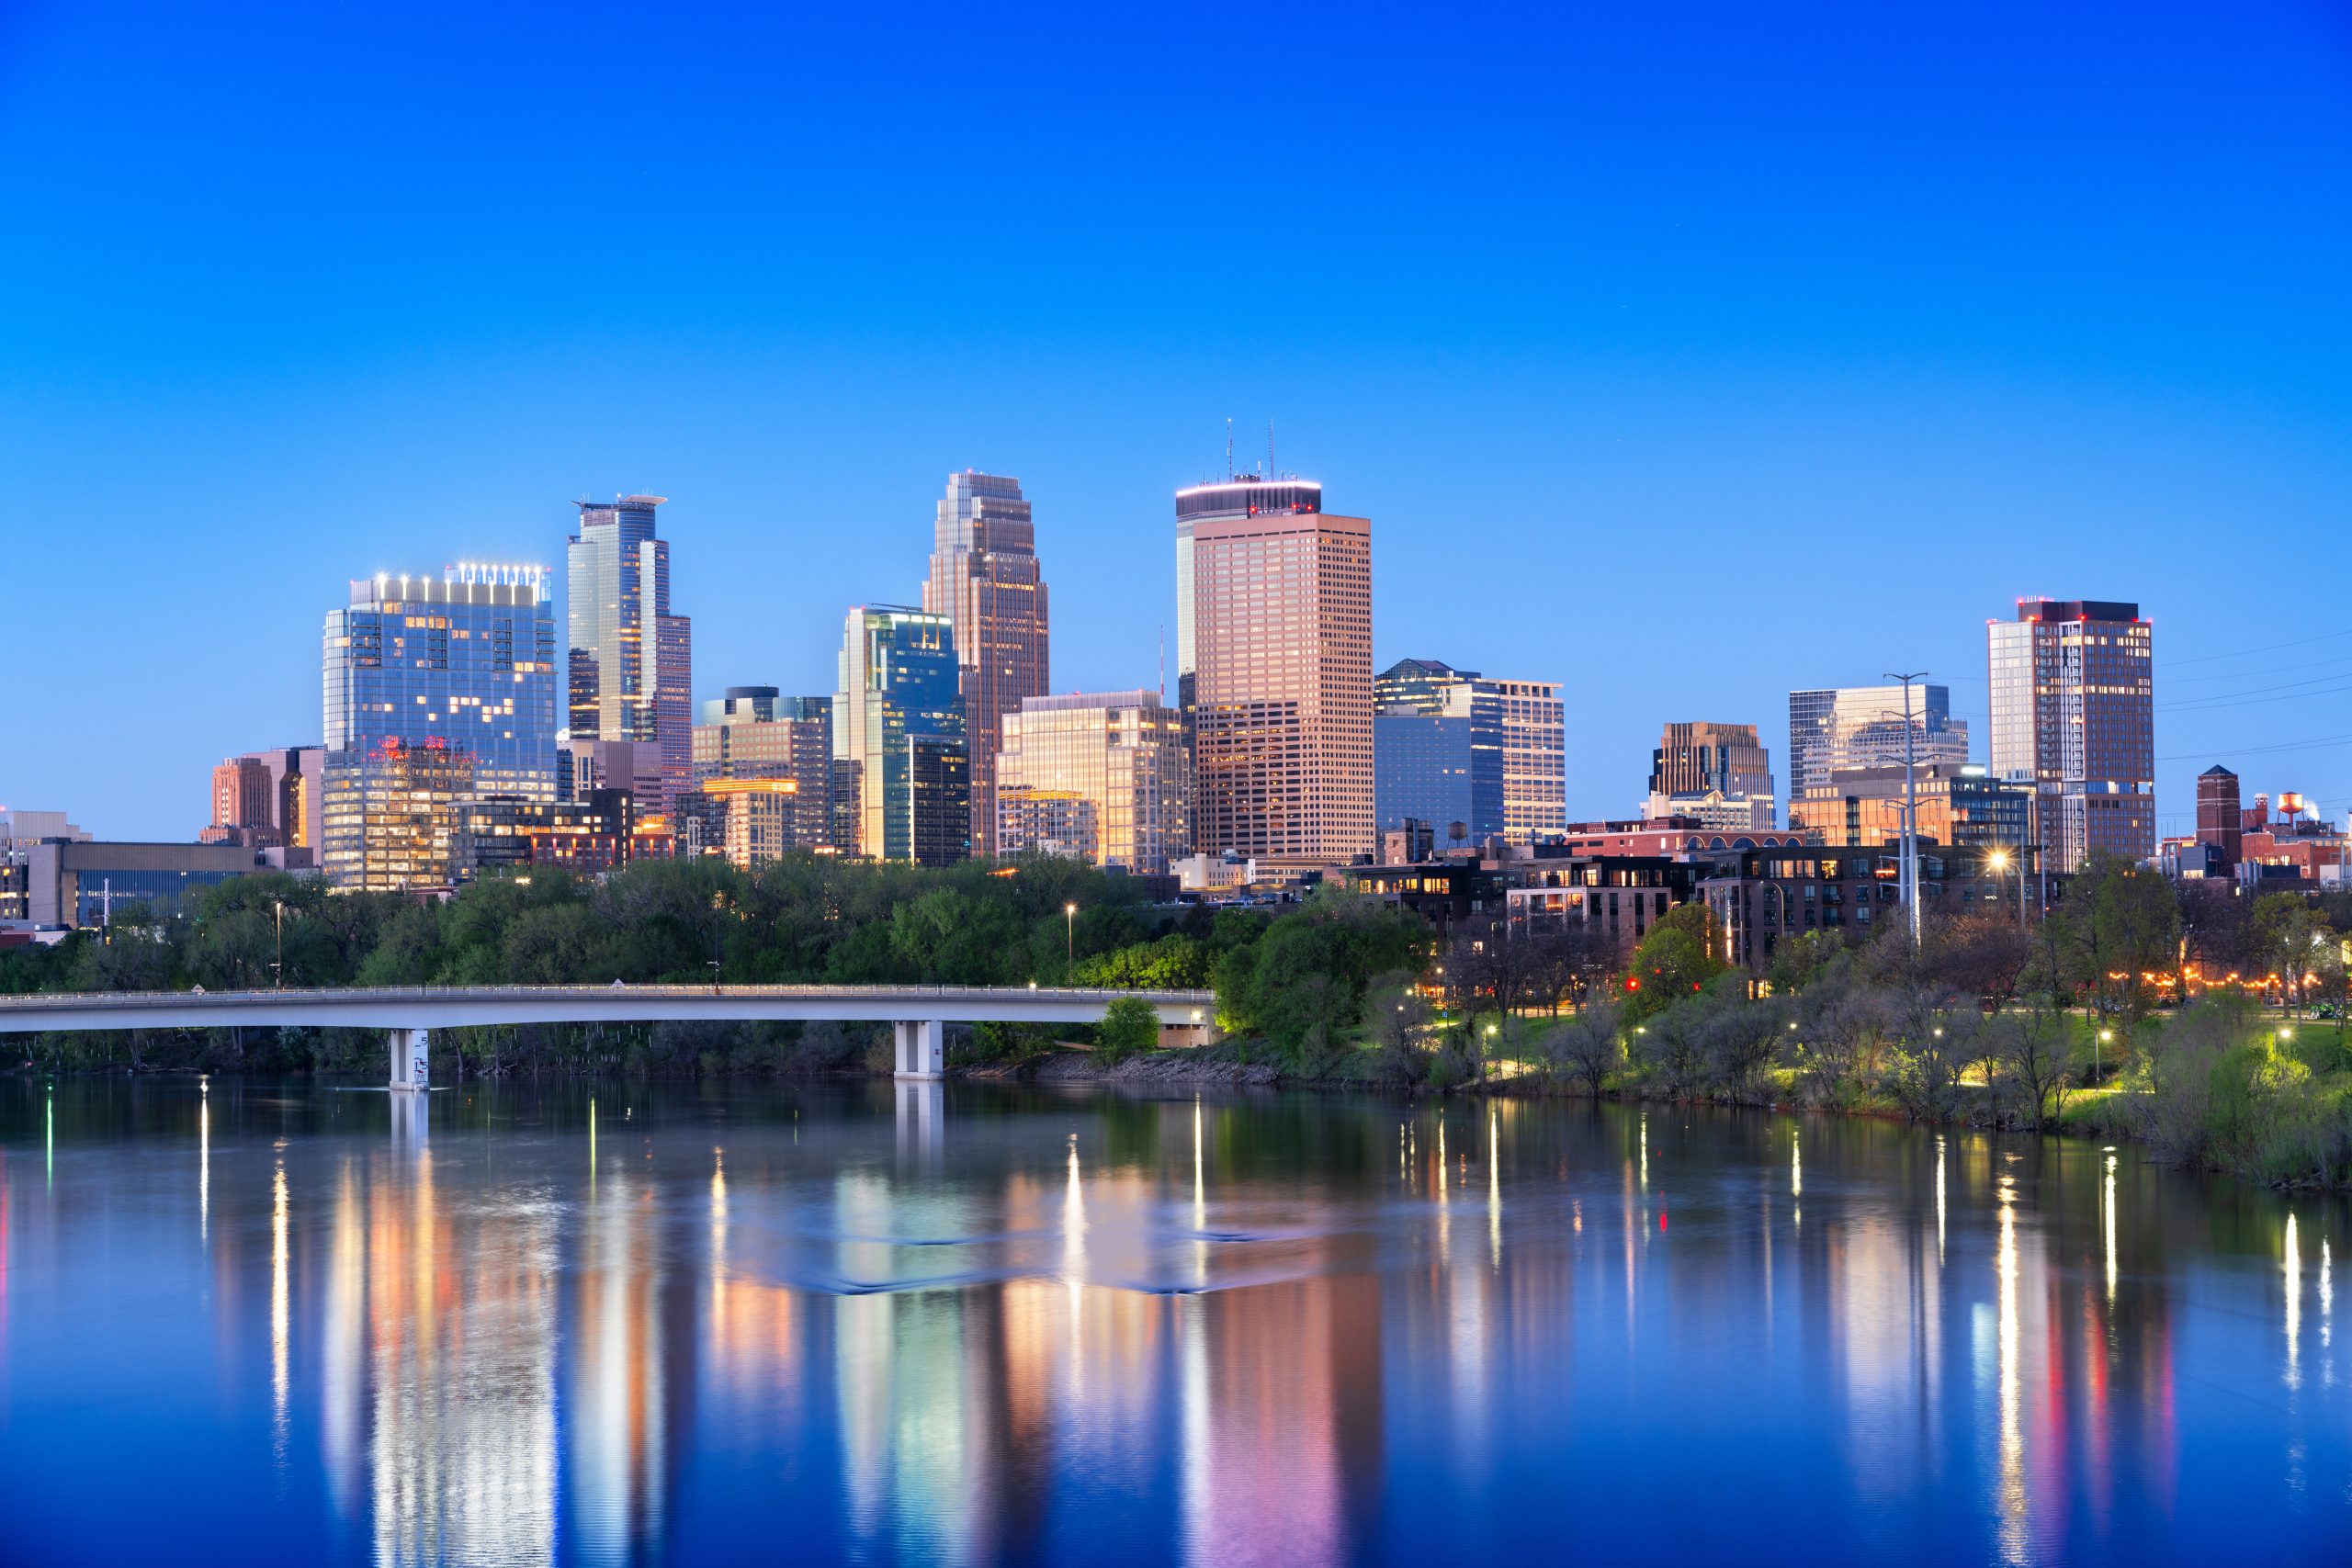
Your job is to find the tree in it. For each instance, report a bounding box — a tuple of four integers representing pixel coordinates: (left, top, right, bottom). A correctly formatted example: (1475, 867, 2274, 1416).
(1990, 1005, 2076, 1131)
(1623, 904, 1731, 1021)
(1095, 997, 1159, 1064)
(1545, 998, 1622, 1097)
(2041, 851, 2179, 1032)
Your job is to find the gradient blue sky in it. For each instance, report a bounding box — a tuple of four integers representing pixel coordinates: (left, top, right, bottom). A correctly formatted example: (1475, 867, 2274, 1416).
(5, 1, 2350, 841)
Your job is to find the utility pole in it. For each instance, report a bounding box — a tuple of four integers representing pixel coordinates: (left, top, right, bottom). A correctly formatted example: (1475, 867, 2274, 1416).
(273, 899, 285, 988)
(1885, 672, 1928, 947)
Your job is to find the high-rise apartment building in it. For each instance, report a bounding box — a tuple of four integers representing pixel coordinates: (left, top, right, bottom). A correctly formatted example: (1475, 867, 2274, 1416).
(322, 566, 558, 888)
(1185, 480, 1373, 867)
(567, 495, 692, 816)
(994, 690, 1186, 873)
(1987, 599, 2154, 872)
(1646, 722, 1775, 828)
(922, 472, 1048, 857)
(2196, 764, 2243, 868)
(1787, 684, 1971, 803)
(834, 606, 969, 865)
(1372, 659, 1566, 845)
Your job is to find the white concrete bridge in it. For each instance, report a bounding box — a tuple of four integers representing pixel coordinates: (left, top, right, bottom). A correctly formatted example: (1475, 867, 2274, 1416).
(0, 984, 1216, 1084)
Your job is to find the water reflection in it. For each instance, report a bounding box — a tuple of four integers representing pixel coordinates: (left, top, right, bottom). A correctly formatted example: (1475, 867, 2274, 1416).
(0, 1082, 2346, 1564)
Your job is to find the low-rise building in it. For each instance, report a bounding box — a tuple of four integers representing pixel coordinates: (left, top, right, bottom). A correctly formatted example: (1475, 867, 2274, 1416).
(1503, 855, 1704, 958)
(18, 840, 264, 927)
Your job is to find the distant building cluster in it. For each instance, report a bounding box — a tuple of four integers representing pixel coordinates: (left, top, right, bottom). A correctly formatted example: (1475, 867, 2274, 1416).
(20, 448, 2340, 961)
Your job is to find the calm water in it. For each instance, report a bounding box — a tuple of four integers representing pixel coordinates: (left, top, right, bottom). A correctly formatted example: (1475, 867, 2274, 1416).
(0, 1077, 2346, 1565)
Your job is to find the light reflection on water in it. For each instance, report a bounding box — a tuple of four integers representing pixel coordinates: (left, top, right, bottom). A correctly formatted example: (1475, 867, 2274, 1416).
(0, 1078, 2348, 1565)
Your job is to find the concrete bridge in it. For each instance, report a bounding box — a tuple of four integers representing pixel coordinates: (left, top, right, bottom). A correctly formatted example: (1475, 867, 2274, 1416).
(0, 984, 1217, 1084)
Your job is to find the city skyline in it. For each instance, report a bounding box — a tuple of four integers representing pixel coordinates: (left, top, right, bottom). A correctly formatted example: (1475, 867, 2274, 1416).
(16, 465, 2352, 850)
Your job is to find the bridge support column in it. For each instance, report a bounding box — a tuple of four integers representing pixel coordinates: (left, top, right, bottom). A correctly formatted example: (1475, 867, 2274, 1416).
(892, 1019, 944, 1080)
(390, 1027, 431, 1092)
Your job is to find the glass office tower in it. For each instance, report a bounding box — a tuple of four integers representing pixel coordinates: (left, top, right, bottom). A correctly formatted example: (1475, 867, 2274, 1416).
(321, 565, 557, 888)
(834, 606, 969, 865)
(922, 471, 1048, 857)
(1373, 658, 1565, 845)
(994, 690, 1186, 873)
(1987, 599, 2154, 871)
(567, 494, 693, 817)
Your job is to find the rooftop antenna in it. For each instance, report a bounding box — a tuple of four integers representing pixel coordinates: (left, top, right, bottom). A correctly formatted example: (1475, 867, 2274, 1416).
(1158, 624, 1166, 703)
(1225, 418, 1233, 480)
(1268, 420, 1276, 479)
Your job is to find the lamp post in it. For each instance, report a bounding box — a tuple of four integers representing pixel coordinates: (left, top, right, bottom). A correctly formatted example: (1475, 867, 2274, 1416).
(272, 899, 285, 989)
(1065, 902, 1078, 970)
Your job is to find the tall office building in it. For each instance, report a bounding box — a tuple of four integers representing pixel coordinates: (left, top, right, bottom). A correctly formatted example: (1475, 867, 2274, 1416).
(1373, 659, 1566, 845)
(1987, 599, 2154, 872)
(1185, 479, 1373, 866)
(203, 746, 325, 852)
(1646, 722, 1775, 828)
(994, 690, 1186, 873)
(693, 687, 831, 819)
(834, 606, 969, 865)
(2195, 764, 2243, 868)
(922, 471, 1048, 857)
(1787, 684, 1971, 802)
(322, 567, 558, 888)
(567, 495, 693, 817)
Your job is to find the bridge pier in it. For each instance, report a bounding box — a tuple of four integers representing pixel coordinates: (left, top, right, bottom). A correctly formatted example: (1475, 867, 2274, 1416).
(390, 1027, 431, 1092)
(891, 1020, 944, 1080)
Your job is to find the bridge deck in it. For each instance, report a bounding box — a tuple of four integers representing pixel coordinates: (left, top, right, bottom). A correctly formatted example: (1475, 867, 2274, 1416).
(0, 984, 1217, 1033)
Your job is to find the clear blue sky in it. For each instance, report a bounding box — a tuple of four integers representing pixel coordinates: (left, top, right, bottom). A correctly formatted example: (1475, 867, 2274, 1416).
(5, 1, 2349, 841)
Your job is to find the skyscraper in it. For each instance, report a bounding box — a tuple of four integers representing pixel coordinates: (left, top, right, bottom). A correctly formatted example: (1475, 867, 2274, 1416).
(1987, 599, 2154, 872)
(1373, 659, 1566, 845)
(1787, 684, 1971, 802)
(692, 688, 831, 816)
(1186, 479, 1373, 867)
(922, 471, 1048, 857)
(994, 690, 1186, 873)
(321, 565, 557, 887)
(1646, 721, 1775, 828)
(834, 606, 969, 865)
(567, 495, 692, 818)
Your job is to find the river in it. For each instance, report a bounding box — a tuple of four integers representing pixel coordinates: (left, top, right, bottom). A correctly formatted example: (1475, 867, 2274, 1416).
(0, 1077, 2343, 1564)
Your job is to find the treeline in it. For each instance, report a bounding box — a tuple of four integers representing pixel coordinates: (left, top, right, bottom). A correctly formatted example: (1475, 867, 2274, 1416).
(0, 854, 1429, 1077)
(1403, 853, 2352, 1189)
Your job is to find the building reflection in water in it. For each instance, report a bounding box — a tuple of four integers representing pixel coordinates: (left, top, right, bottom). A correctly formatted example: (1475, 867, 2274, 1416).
(154, 1089, 2251, 1565)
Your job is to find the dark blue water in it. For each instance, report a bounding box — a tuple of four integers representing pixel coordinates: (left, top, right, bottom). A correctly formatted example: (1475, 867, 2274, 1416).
(0, 1077, 2344, 1565)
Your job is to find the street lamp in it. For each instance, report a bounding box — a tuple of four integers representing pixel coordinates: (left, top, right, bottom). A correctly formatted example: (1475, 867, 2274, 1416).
(2098, 1026, 2113, 1081)
(272, 899, 285, 989)
(1065, 902, 1078, 969)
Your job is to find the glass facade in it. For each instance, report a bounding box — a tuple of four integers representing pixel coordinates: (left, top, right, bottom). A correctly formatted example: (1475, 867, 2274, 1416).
(322, 739, 477, 891)
(322, 567, 556, 890)
(1373, 660, 1564, 845)
(922, 472, 1048, 857)
(834, 607, 969, 865)
(1984, 601, 2154, 871)
(1786, 684, 1969, 802)
(995, 690, 1185, 873)
(567, 495, 692, 816)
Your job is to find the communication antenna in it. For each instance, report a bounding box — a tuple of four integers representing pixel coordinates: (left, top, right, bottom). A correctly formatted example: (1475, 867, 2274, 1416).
(1225, 419, 1233, 479)
(1158, 624, 1166, 703)
(1268, 421, 1276, 478)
